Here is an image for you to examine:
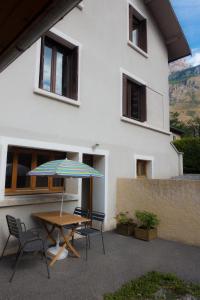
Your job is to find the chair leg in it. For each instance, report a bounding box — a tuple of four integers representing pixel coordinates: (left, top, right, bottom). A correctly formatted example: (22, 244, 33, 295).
(9, 248, 24, 283)
(12, 244, 21, 269)
(43, 250, 50, 279)
(0, 235, 10, 260)
(101, 231, 105, 255)
(88, 235, 91, 249)
(85, 235, 88, 261)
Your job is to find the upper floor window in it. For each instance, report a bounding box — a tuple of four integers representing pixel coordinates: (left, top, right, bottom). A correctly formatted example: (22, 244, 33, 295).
(122, 74, 146, 122)
(39, 32, 79, 101)
(5, 146, 66, 195)
(129, 5, 147, 53)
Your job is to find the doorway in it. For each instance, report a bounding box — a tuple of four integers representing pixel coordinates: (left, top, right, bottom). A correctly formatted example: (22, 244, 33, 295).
(81, 153, 105, 214)
(81, 154, 93, 212)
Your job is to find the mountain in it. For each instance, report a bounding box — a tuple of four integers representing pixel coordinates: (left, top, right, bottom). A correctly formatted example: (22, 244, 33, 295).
(169, 65, 200, 122)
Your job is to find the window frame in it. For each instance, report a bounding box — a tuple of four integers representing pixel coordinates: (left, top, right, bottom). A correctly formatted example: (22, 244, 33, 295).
(34, 28, 81, 106)
(5, 147, 66, 196)
(127, 2, 148, 58)
(122, 73, 147, 123)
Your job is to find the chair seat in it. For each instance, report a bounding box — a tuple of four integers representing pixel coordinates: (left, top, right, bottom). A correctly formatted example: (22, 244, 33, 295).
(23, 239, 48, 252)
(75, 227, 100, 236)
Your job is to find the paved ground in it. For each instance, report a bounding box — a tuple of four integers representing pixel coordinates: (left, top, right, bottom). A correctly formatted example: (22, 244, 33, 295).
(1, 232, 200, 300)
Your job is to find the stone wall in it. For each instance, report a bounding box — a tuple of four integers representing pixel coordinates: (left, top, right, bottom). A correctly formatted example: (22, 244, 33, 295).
(117, 179, 200, 246)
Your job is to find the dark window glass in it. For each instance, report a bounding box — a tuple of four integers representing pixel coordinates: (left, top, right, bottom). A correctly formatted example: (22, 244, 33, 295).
(53, 178, 64, 188)
(5, 151, 13, 188)
(131, 16, 140, 46)
(137, 160, 147, 177)
(16, 153, 32, 188)
(36, 154, 49, 188)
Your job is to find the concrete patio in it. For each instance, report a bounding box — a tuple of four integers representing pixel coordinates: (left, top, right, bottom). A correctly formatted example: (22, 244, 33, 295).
(1, 231, 200, 300)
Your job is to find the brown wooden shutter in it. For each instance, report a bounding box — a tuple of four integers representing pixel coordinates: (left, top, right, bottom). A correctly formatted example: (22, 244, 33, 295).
(39, 36, 45, 89)
(129, 5, 133, 41)
(69, 46, 78, 100)
(122, 74, 128, 117)
(139, 19, 147, 52)
(140, 86, 147, 122)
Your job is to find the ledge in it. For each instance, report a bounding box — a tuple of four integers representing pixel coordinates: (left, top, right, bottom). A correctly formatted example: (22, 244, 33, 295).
(121, 116, 171, 135)
(0, 193, 78, 208)
(34, 88, 80, 107)
(127, 40, 149, 58)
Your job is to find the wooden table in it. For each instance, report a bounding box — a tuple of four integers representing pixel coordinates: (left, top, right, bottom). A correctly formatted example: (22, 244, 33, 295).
(32, 211, 90, 266)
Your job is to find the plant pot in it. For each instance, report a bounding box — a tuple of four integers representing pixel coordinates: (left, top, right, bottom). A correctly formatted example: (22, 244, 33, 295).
(134, 227, 157, 241)
(116, 223, 136, 236)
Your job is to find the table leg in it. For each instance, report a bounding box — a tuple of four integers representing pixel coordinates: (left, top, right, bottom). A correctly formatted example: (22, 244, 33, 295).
(60, 227, 80, 258)
(42, 222, 56, 244)
(48, 243, 67, 267)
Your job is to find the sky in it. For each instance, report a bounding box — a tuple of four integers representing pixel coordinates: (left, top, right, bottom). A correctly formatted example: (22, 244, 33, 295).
(171, 0, 200, 66)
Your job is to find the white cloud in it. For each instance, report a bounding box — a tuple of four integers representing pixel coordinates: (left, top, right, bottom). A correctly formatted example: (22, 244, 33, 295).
(187, 49, 200, 67)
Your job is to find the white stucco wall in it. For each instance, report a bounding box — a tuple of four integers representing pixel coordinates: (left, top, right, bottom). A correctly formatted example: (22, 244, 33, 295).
(0, 0, 182, 248)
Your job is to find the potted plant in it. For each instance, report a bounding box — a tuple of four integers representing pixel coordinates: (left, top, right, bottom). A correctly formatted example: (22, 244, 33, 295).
(134, 210, 160, 241)
(115, 212, 136, 236)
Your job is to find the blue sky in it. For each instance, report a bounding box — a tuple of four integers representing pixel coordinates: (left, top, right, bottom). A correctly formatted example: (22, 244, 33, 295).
(171, 0, 200, 66)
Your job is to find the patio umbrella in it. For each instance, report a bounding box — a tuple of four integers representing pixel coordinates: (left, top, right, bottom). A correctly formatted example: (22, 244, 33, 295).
(28, 159, 103, 260)
(28, 159, 103, 216)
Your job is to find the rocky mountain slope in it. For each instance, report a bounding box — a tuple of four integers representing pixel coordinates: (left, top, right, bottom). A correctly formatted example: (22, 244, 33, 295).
(169, 65, 200, 122)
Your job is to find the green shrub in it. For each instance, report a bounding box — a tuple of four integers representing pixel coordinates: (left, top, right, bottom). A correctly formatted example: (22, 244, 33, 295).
(135, 210, 159, 229)
(173, 137, 200, 173)
(116, 212, 133, 225)
(104, 271, 200, 300)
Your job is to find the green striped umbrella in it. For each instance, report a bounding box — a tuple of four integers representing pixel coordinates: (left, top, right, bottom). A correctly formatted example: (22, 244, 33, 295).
(28, 159, 103, 215)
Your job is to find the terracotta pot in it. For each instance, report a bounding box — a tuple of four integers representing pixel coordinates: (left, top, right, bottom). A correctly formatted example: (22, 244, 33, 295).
(116, 223, 136, 236)
(134, 227, 157, 241)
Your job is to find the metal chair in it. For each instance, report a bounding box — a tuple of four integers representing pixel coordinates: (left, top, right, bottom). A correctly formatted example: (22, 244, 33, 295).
(63, 207, 89, 245)
(75, 210, 105, 260)
(1, 215, 50, 282)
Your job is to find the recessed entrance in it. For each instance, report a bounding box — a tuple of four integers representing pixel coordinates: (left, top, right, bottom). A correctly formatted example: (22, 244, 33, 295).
(81, 154, 105, 214)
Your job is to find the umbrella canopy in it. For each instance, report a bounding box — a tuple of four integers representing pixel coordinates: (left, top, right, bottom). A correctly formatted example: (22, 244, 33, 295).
(28, 159, 103, 178)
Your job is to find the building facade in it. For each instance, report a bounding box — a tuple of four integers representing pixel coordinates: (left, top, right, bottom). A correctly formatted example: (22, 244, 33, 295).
(0, 0, 189, 251)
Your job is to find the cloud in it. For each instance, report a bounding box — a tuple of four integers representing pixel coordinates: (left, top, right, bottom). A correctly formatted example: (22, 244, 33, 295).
(187, 49, 200, 67)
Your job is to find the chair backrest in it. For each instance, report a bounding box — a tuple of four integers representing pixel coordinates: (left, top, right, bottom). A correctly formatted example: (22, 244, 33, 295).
(91, 211, 105, 223)
(6, 215, 22, 239)
(74, 207, 89, 218)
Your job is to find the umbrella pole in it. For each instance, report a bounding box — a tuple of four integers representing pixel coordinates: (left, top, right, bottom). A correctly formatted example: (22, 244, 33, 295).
(60, 191, 64, 217)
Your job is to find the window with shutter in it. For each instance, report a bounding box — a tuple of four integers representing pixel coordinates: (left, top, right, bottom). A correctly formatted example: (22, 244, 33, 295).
(129, 5, 147, 53)
(122, 74, 147, 123)
(39, 32, 79, 101)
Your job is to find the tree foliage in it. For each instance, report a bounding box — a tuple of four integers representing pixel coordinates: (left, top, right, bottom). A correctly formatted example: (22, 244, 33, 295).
(174, 137, 200, 173)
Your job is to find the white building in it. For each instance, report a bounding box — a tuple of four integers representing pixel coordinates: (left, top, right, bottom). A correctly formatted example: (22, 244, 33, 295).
(0, 0, 190, 248)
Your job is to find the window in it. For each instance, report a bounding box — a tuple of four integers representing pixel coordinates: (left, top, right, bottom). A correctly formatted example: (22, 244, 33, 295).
(137, 160, 147, 178)
(129, 5, 147, 53)
(39, 32, 79, 100)
(122, 74, 146, 122)
(5, 147, 66, 195)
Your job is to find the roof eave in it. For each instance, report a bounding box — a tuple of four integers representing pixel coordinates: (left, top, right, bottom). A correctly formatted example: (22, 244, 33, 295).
(144, 0, 191, 62)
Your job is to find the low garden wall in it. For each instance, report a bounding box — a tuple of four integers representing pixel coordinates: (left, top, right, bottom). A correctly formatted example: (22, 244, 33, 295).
(117, 179, 200, 246)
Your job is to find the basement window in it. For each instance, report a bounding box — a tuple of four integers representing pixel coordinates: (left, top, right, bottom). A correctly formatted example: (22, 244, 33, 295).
(5, 146, 66, 195)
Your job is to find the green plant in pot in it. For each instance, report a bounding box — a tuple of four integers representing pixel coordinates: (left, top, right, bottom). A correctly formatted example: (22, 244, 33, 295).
(116, 212, 136, 236)
(134, 210, 159, 241)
